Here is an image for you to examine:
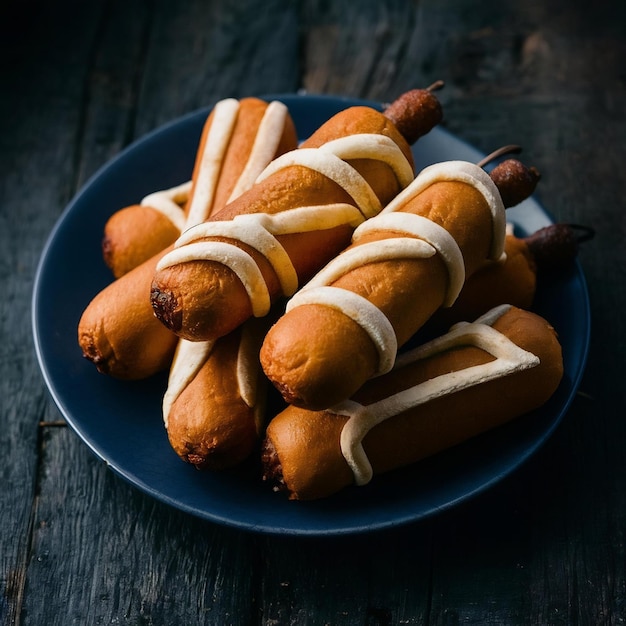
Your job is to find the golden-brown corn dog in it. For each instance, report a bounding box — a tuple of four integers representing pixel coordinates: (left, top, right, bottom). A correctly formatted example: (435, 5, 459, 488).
(79, 98, 298, 379)
(451, 225, 537, 317)
(261, 305, 564, 501)
(428, 221, 593, 333)
(260, 158, 540, 410)
(102, 181, 190, 279)
(150, 88, 444, 342)
(427, 219, 592, 332)
(79, 248, 178, 379)
(101, 97, 297, 278)
(163, 317, 271, 469)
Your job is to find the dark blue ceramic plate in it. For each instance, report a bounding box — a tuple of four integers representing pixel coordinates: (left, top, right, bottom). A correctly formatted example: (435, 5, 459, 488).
(32, 95, 590, 536)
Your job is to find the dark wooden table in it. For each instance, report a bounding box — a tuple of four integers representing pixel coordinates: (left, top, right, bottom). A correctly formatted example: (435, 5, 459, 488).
(2, 1, 625, 623)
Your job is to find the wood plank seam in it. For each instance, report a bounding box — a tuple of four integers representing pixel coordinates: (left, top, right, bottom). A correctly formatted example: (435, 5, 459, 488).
(10, 418, 58, 626)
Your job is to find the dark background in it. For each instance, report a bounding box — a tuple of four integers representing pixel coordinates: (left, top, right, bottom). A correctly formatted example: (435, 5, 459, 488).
(2, 1, 625, 623)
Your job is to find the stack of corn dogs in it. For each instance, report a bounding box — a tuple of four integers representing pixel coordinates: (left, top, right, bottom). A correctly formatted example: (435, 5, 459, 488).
(78, 88, 585, 501)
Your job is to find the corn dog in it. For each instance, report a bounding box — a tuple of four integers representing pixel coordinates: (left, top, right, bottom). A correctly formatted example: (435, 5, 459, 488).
(79, 97, 298, 379)
(260, 158, 541, 409)
(102, 180, 190, 278)
(262, 305, 564, 500)
(164, 317, 270, 469)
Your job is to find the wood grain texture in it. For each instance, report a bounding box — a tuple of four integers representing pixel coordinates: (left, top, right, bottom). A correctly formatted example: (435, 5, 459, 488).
(22, 426, 257, 625)
(135, 0, 301, 134)
(0, 2, 107, 624)
(1, 0, 625, 623)
(259, 530, 434, 624)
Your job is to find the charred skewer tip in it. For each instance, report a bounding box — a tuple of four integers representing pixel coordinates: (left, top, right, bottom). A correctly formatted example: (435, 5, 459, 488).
(489, 159, 541, 208)
(524, 223, 594, 274)
(383, 83, 445, 145)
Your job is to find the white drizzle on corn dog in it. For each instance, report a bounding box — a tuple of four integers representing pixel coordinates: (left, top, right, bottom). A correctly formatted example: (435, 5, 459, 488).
(283, 161, 506, 376)
(140, 180, 191, 233)
(185, 98, 290, 226)
(162, 319, 265, 428)
(333, 304, 540, 486)
(134, 99, 291, 237)
(155, 134, 413, 318)
(226, 100, 293, 203)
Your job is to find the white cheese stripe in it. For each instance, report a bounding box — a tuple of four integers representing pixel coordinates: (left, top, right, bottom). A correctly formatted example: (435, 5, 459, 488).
(158, 241, 272, 317)
(333, 305, 540, 486)
(383, 160, 506, 261)
(284, 237, 433, 374)
(449, 302, 514, 331)
(157, 131, 413, 319)
(160, 203, 365, 317)
(255, 148, 382, 219)
(162, 319, 263, 425)
(286, 236, 434, 291)
(319, 134, 415, 190)
(236, 321, 262, 409)
(286, 286, 398, 376)
(185, 98, 241, 228)
(140, 180, 191, 233)
(162, 338, 216, 428)
(266, 202, 366, 233)
(353, 212, 466, 307)
(226, 100, 290, 204)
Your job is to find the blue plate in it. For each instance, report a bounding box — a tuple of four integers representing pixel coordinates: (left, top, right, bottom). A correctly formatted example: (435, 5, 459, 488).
(32, 95, 590, 536)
